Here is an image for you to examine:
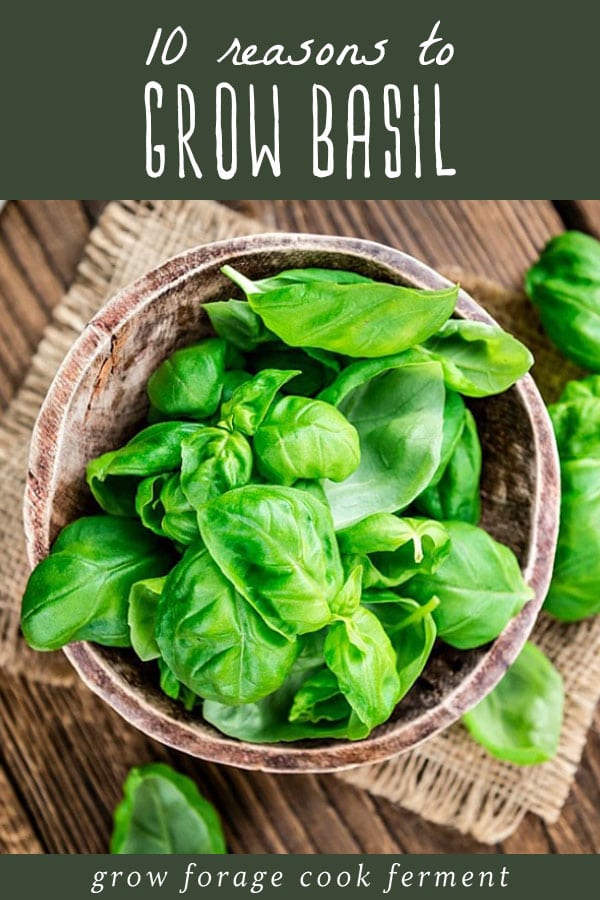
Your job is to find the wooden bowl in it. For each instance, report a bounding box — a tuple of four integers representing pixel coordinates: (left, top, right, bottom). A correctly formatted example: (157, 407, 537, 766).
(24, 233, 560, 773)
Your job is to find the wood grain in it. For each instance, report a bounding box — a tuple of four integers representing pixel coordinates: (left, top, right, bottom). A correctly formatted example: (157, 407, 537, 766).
(0, 199, 597, 855)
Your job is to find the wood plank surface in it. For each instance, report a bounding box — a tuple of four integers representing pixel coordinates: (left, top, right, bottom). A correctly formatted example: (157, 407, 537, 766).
(0, 199, 597, 855)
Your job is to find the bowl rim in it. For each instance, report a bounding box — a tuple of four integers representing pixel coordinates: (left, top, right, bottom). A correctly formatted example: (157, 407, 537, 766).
(24, 231, 561, 773)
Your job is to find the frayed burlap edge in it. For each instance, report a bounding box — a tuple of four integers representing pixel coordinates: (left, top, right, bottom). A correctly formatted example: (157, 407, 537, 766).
(0, 199, 598, 844)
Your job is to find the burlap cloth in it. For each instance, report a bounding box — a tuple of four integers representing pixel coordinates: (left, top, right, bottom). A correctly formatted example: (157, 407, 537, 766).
(2, 200, 600, 845)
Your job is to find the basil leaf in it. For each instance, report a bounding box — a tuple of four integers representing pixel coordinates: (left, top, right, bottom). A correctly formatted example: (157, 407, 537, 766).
(545, 457, 600, 621)
(22, 517, 173, 651)
(366, 595, 438, 701)
(525, 230, 600, 370)
(254, 395, 360, 485)
(128, 576, 166, 661)
(147, 338, 226, 418)
(421, 320, 534, 397)
(248, 343, 340, 397)
(403, 521, 533, 649)
(323, 363, 445, 528)
(223, 264, 375, 295)
(289, 667, 351, 724)
(416, 409, 482, 524)
(180, 426, 253, 510)
(338, 515, 450, 588)
(204, 298, 274, 351)
(220, 368, 300, 435)
(158, 658, 199, 710)
(463, 642, 563, 765)
(244, 281, 457, 358)
(198, 485, 343, 637)
(220, 369, 253, 404)
(156, 546, 297, 704)
(87, 422, 203, 516)
(160, 474, 200, 545)
(110, 763, 226, 854)
(324, 606, 400, 730)
(135, 474, 170, 537)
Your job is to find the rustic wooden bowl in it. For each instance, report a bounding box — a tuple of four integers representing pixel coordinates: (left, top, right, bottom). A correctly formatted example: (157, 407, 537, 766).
(24, 233, 560, 773)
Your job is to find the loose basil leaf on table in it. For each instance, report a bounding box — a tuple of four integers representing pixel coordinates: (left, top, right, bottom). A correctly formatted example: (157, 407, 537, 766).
(338, 514, 450, 588)
(156, 545, 298, 704)
(87, 421, 203, 516)
(128, 576, 166, 662)
(180, 426, 253, 510)
(365, 595, 438, 701)
(463, 642, 564, 765)
(525, 230, 600, 370)
(419, 319, 534, 397)
(323, 362, 445, 529)
(22, 517, 174, 651)
(324, 606, 400, 731)
(254, 395, 361, 485)
(198, 484, 343, 637)
(544, 457, 600, 621)
(223, 264, 458, 358)
(147, 338, 227, 418)
(111, 763, 227, 854)
(403, 521, 533, 649)
(160, 474, 201, 545)
(220, 367, 300, 435)
(415, 408, 482, 524)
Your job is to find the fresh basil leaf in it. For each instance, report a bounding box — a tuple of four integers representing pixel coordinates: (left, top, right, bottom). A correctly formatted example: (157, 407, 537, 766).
(220, 368, 300, 435)
(254, 395, 360, 485)
(220, 369, 253, 404)
(289, 667, 351, 724)
(204, 298, 274, 351)
(248, 343, 340, 396)
(157, 657, 199, 710)
(147, 338, 226, 418)
(156, 546, 298, 704)
(463, 642, 563, 765)
(21, 517, 173, 651)
(323, 363, 445, 529)
(403, 521, 533, 649)
(198, 485, 343, 637)
(329, 565, 363, 617)
(421, 320, 534, 397)
(525, 230, 600, 370)
(366, 595, 438, 701)
(549, 398, 600, 461)
(545, 457, 600, 620)
(110, 763, 226, 854)
(222, 264, 375, 296)
(559, 374, 600, 402)
(87, 422, 203, 516)
(416, 409, 482, 524)
(160, 474, 201, 545)
(135, 474, 170, 537)
(324, 606, 400, 730)
(180, 426, 253, 510)
(128, 576, 166, 661)
(243, 280, 458, 358)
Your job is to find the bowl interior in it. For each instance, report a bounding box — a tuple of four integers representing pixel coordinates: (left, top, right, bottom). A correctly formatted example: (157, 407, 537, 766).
(25, 234, 558, 772)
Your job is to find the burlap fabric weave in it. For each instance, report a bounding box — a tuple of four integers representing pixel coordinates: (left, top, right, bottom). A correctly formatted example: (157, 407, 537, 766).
(2, 200, 599, 844)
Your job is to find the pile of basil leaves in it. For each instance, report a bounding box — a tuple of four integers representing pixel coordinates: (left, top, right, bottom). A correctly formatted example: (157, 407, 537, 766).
(23, 264, 548, 752)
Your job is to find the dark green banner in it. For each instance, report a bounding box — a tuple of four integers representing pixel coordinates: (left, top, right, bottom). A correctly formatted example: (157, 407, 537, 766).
(1, 855, 598, 898)
(1, 0, 599, 197)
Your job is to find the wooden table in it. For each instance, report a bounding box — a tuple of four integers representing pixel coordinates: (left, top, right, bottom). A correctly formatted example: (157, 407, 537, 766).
(1, 200, 599, 855)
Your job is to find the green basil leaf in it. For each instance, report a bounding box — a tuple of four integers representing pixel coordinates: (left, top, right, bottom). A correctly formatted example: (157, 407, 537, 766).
(421, 320, 534, 397)
(324, 606, 400, 730)
(243, 280, 457, 358)
(198, 485, 343, 637)
(525, 230, 600, 370)
(254, 395, 360, 485)
(289, 667, 351, 724)
(128, 576, 166, 661)
(222, 264, 375, 296)
(220, 369, 253, 404)
(463, 642, 563, 765)
(220, 368, 300, 435)
(157, 658, 199, 710)
(545, 457, 600, 621)
(135, 474, 170, 536)
(110, 763, 226, 854)
(549, 398, 600, 461)
(204, 298, 274, 351)
(338, 515, 450, 588)
(180, 426, 253, 510)
(147, 338, 226, 418)
(366, 595, 438, 701)
(415, 409, 482, 524)
(329, 565, 363, 617)
(248, 342, 340, 397)
(403, 521, 532, 649)
(156, 546, 298, 704)
(159, 474, 201, 545)
(323, 363, 445, 529)
(21, 517, 173, 651)
(87, 422, 203, 516)
(559, 374, 600, 402)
